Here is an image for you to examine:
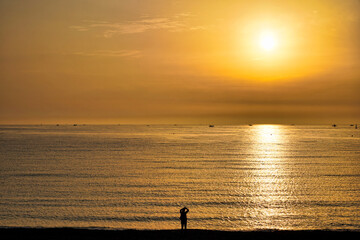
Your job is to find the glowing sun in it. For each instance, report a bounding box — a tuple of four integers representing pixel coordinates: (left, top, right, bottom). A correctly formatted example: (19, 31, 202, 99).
(259, 30, 277, 51)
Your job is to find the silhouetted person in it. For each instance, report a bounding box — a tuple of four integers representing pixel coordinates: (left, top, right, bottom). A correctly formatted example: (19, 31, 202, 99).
(179, 207, 189, 230)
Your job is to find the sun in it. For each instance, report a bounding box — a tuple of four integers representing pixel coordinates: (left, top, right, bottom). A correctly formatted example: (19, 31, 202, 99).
(259, 30, 277, 51)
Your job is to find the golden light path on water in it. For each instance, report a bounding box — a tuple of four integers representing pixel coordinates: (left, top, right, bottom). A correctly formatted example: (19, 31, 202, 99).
(246, 125, 290, 229)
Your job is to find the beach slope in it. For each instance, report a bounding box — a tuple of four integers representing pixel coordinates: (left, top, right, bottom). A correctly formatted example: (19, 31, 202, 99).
(1, 228, 359, 240)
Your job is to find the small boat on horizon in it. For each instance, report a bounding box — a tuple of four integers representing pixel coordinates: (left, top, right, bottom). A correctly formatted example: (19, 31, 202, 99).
(209, 125, 214, 127)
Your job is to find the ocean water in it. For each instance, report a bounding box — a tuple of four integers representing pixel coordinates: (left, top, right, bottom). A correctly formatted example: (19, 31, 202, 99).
(0, 124, 359, 230)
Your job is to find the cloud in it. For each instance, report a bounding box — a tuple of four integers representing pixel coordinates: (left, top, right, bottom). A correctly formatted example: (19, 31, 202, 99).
(68, 26, 89, 32)
(72, 50, 142, 58)
(70, 13, 206, 38)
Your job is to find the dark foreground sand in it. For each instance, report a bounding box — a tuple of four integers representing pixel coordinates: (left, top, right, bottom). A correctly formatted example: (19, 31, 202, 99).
(1, 228, 358, 240)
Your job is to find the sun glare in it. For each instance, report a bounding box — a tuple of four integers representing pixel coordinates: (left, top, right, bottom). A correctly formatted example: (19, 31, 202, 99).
(259, 30, 277, 51)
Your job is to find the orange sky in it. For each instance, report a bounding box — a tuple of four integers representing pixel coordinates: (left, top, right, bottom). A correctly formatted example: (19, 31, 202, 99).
(0, 0, 359, 124)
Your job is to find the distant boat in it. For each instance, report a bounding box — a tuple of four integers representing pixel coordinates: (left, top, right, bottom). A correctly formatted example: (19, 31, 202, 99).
(209, 125, 214, 127)
(73, 124, 77, 126)
(332, 124, 336, 127)
(248, 124, 252, 126)
(56, 124, 60, 126)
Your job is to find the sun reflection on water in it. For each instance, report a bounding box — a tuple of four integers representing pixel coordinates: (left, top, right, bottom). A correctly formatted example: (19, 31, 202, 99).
(247, 125, 291, 229)
(254, 124, 283, 144)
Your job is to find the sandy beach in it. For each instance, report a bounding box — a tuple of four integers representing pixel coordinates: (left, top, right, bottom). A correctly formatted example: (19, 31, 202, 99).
(1, 228, 359, 240)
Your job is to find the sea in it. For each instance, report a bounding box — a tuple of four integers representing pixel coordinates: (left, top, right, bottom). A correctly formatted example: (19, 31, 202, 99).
(0, 124, 359, 231)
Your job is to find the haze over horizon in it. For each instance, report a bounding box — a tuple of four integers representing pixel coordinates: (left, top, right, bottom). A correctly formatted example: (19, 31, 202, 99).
(1, 0, 359, 124)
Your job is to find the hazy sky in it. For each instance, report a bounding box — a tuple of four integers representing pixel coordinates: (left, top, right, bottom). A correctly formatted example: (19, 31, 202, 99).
(1, 0, 359, 124)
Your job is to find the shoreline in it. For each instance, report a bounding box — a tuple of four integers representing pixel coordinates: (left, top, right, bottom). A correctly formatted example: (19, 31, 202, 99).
(1, 227, 359, 240)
